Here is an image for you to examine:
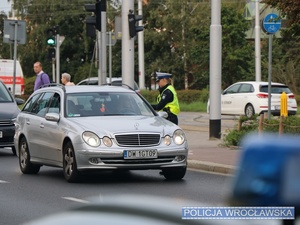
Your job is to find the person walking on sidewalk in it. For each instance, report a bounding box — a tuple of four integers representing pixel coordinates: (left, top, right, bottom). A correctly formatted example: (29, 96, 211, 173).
(61, 73, 75, 86)
(33, 61, 50, 91)
(151, 72, 180, 125)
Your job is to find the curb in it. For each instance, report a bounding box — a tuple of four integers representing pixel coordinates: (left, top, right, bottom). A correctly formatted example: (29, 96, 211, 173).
(187, 160, 236, 174)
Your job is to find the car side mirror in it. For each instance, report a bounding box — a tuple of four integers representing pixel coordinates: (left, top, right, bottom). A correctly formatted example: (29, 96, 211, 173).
(15, 98, 25, 105)
(45, 112, 60, 122)
(157, 111, 168, 118)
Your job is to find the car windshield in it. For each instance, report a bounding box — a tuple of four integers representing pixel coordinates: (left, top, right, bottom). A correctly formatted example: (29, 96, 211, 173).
(65, 92, 154, 117)
(260, 85, 292, 94)
(0, 82, 13, 102)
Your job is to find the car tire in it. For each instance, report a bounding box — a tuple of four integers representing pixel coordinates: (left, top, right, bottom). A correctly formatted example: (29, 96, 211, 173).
(162, 166, 186, 180)
(11, 146, 16, 155)
(245, 104, 255, 117)
(19, 137, 40, 174)
(63, 142, 80, 183)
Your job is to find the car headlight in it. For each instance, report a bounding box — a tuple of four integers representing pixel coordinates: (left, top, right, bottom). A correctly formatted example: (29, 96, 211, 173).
(102, 136, 112, 147)
(173, 129, 185, 145)
(163, 135, 171, 146)
(82, 131, 101, 147)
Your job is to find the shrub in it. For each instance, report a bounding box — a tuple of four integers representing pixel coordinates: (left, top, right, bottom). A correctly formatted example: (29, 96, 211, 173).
(223, 115, 300, 146)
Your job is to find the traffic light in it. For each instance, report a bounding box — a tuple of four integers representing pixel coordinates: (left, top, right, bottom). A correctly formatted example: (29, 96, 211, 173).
(47, 48, 55, 60)
(128, 11, 143, 38)
(84, 0, 101, 34)
(46, 28, 56, 46)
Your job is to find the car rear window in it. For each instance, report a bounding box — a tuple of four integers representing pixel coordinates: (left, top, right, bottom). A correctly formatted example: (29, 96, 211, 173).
(260, 85, 292, 94)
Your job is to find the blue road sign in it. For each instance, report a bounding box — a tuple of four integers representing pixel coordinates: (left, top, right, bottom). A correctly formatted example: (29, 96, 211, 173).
(262, 13, 281, 34)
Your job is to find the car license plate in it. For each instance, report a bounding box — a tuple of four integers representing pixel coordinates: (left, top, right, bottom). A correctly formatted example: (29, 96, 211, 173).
(0, 131, 2, 138)
(274, 105, 280, 110)
(124, 150, 157, 159)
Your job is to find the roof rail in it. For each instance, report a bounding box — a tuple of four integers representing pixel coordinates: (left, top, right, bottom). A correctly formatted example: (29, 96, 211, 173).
(102, 83, 135, 92)
(39, 83, 66, 92)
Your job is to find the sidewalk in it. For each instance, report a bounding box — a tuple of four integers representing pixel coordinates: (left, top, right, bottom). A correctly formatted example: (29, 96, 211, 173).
(178, 112, 240, 174)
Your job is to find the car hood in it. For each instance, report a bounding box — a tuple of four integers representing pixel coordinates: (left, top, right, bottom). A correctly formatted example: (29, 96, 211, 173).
(0, 102, 20, 119)
(68, 116, 179, 135)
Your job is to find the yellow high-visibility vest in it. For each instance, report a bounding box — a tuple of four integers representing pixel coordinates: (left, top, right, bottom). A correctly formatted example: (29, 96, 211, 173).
(157, 85, 180, 115)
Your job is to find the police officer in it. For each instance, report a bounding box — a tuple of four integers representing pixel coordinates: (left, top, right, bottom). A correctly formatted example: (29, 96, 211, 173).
(151, 72, 180, 125)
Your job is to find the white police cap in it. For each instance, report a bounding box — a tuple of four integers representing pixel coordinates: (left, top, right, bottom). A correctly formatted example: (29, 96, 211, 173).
(156, 72, 172, 81)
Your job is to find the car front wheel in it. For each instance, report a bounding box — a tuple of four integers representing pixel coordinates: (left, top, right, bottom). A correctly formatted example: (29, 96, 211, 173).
(19, 137, 40, 174)
(162, 166, 187, 180)
(63, 142, 80, 183)
(245, 104, 255, 118)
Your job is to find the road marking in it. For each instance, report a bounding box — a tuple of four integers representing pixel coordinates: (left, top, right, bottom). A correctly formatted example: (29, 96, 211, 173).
(0, 180, 9, 183)
(62, 197, 90, 204)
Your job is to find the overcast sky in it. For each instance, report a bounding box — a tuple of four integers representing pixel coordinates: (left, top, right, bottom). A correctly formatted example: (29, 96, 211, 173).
(0, 0, 12, 13)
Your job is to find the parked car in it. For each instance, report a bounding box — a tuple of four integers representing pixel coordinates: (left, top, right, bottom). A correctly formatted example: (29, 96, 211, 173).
(14, 84, 188, 182)
(207, 81, 297, 117)
(77, 77, 140, 93)
(0, 80, 24, 155)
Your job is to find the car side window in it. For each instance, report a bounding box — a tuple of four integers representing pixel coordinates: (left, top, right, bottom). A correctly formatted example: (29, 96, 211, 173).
(48, 93, 61, 114)
(239, 84, 253, 93)
(22, 93, 42, 113)
(32, 92, 53, 116)
(224, 84, 240, 94)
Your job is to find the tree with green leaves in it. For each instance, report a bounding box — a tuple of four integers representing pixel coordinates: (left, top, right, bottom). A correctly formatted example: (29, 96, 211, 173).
(259, 0, 300, 94)
(3, 0, 298, 94)
(10, 0, 96, 85)
(143, 1, 254, 90)
(263, 0, 300, 36)
(0, 11, 11, 59)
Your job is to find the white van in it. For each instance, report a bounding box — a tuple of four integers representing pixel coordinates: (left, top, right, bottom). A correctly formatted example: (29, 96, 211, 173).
(0, 59, 25, 96)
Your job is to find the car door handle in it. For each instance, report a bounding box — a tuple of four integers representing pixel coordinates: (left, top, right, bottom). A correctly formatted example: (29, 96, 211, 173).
(40, 123, 45, 128)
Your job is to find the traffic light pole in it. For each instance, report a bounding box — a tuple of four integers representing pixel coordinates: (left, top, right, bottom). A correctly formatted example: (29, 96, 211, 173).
(122, 0, 135, 89)
(97, 30, 101, 85)
(138, 0, 145, 90)
(52, 57, 55, 82)
(100, 0, 107, 84)
(56, 33, 60, 83)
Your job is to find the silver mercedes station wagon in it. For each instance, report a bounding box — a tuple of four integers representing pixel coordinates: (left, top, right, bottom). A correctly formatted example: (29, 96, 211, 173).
(14, 84, 188, 182)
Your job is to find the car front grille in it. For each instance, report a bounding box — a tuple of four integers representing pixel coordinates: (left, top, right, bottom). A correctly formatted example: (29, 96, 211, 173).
(0, 120, 14, 126)
(115, 133, 160, 147)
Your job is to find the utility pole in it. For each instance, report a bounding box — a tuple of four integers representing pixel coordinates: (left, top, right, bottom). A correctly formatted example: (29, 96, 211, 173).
(255, 0, 261, 81)
(138, 0, 145, 89)
(122, 0, 134, 89)
(209, 0, 222, 139)
(84, 0, 105, 85)
(101, 0, 107, 84)
(122, 0, 143, 90)
(56, 31, 60, 83)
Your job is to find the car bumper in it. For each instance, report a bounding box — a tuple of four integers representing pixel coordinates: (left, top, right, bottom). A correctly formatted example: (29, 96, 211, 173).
(0, 126, 15, 148)
(260, 109, 297, 116)
(75, 146, 188, 171)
